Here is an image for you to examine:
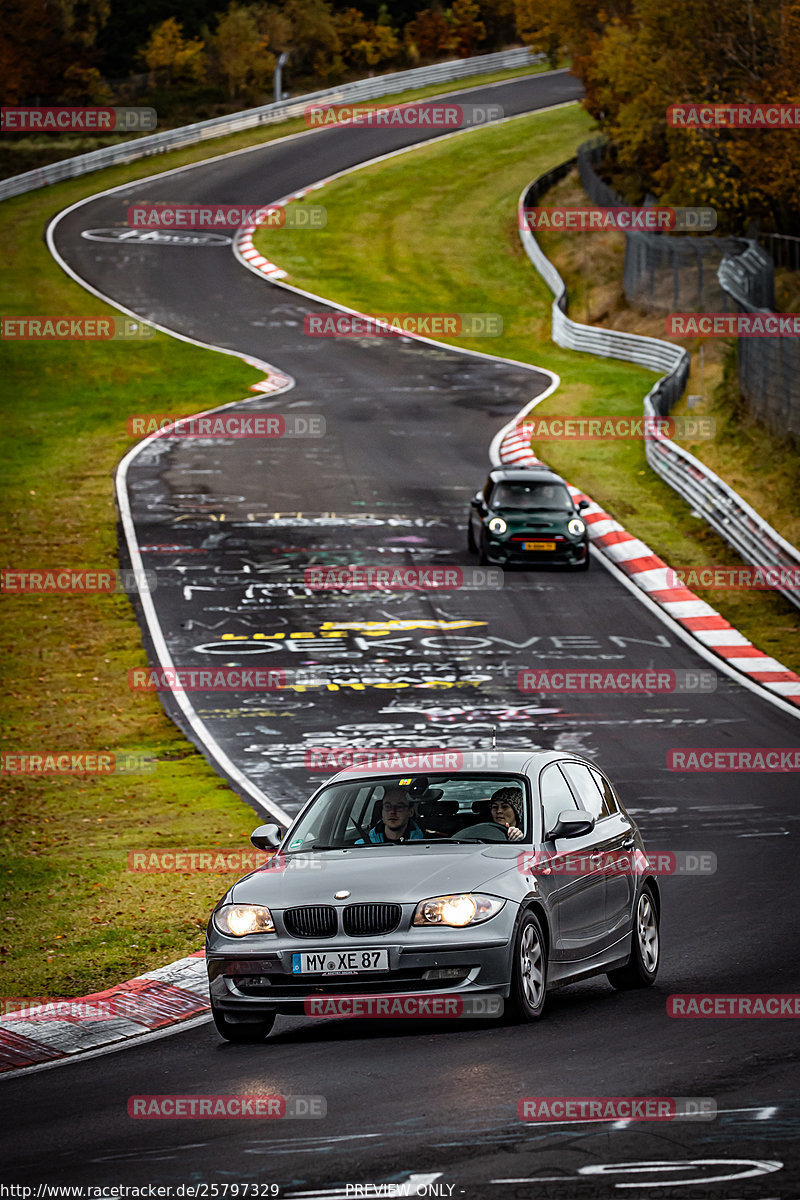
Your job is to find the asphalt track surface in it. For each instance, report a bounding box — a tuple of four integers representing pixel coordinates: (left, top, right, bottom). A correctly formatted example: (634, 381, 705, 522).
(4, 70, 799, 1197)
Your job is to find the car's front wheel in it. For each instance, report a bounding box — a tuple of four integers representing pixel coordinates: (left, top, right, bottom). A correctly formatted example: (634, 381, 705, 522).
(467, 519, 477, 553)
(211, 1001, 276, 1043)
(607, 883, 660, 989)
(507, 910, 548, 1021)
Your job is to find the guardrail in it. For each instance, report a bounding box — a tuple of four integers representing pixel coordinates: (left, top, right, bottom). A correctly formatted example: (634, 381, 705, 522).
(518, 163, 800, 610)
(519, 161, 690, 415)
(0, 47, 544, 202)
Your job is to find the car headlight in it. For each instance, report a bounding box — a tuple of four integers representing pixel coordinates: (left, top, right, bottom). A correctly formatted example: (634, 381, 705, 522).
(213, 904, 275, 937)
(412, 894, 506, 927)
(488, 517, 507, 535)
(568, 518, 586, 536)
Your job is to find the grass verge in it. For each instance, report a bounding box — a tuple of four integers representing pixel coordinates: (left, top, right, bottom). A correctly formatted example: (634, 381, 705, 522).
(254, 103, 800, 675)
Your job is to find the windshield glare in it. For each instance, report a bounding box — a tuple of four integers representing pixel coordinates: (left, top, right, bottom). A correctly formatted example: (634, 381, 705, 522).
(286, 775, 528, 849)
(491, 481, 572, 511)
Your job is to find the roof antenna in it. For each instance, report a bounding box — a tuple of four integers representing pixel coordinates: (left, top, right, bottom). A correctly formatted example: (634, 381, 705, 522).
(491, 724, 497, 749)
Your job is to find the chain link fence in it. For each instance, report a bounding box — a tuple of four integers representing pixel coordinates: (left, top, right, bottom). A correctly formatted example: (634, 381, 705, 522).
(577, 137, 799, 441)
(719, 248, 800, 441)
(577, 137, 748, 313)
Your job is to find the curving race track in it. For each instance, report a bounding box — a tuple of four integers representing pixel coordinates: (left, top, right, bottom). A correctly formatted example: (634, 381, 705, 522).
(3, 70, 799, 1198)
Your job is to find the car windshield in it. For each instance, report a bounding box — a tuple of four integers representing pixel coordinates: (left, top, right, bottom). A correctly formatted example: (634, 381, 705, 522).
(490, 481, 572, 511)
(284, 775, 528, 849)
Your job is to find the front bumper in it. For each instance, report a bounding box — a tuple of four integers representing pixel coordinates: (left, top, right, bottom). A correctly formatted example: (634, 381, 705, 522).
(207, 911, 518, 1017)
(485, 534, 588, 567)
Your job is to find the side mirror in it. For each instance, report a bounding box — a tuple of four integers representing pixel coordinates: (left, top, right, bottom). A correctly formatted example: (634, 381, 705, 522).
(547, 808, 595, 840)
(470, 493, 484, 508)
(251, 823, 283, 850)
(577, 499, 590, 512)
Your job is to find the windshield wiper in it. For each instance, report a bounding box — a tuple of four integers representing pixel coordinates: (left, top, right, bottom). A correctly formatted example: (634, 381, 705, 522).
(291, 844, 345, 851)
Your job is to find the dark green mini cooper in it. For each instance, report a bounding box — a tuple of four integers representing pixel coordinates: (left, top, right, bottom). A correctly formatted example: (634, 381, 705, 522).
(468, 465, 590, 569)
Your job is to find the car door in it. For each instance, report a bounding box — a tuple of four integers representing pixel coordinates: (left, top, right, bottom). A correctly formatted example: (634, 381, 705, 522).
(588, 766, 638, 940)
(560, 762, 636, 945)
(536, 762, 607, 960)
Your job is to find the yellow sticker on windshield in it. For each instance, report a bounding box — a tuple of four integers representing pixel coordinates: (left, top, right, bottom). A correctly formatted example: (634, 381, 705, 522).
(399, 778, 412, 785)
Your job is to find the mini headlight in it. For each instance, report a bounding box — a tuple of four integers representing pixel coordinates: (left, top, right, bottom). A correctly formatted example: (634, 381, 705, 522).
(213, 904, 275, 937)
(488, 517, 508, 535)
(412, 893, 506, 927)
(568, 518, 586, 536)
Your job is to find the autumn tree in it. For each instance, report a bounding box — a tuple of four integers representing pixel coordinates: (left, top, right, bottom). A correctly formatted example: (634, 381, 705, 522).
(284, 0, 341, 76)
(141, 18, 205, 87)
(0, 0, 109, 103)
(477, 0, 517, 50)
(210, 3, 274, 99)
(336, 7, 399, 68)
(557, 0, 800, 232)
(451, 0, 486, 56)
(514, 0, 561, 67)
(404, 9, 455, 60)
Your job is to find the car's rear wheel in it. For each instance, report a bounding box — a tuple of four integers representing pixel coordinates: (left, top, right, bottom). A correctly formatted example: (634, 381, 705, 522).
(607, 884, 660, 989)
(507, 910, 548, 1021)
(211, 1001, 276, 1042)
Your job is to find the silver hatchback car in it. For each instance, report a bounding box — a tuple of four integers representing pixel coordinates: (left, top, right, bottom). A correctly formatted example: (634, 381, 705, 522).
(206, 751, 661, 1041)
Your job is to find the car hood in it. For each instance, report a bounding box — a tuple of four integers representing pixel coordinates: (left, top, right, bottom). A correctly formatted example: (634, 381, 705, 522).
(228, 843, 522, 907)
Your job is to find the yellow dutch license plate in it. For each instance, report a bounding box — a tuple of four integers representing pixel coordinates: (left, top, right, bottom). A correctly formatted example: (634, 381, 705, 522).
(523, 540, 556, 551)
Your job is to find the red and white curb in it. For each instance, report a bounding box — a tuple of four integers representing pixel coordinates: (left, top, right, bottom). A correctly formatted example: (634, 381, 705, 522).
(238, 224, 288, 280)
(500, 425, 800, 707)
(0, 951, 208, 1074)
(234, 179, 335, 279)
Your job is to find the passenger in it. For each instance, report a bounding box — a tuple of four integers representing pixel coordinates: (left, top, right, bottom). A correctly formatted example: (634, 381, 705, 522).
(361, 784, 425, 844)
(490, 787, 524, 841)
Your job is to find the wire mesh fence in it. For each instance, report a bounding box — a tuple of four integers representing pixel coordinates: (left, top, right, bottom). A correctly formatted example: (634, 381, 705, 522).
(576, 138, 799, 441)
(577, 138, 746, 313)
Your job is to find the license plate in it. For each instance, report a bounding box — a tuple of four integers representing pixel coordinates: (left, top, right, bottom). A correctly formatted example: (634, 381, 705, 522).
(292, 949, 390, 975)
(523, 540, 556, 551)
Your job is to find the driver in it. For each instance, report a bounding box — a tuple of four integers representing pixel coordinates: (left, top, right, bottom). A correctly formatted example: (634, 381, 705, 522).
(489, 787, 524, 841)
(362, 783, 425, 843)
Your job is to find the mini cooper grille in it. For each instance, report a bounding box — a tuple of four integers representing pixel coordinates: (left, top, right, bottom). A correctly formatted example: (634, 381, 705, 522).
(343, 903, 401, 936)
(283, 906, 337, 938)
